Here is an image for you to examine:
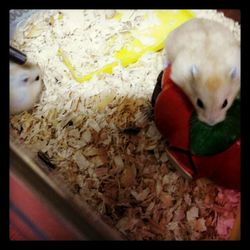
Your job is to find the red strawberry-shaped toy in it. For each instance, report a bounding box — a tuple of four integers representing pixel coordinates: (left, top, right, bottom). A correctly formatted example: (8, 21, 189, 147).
(152, 66, 240, 190)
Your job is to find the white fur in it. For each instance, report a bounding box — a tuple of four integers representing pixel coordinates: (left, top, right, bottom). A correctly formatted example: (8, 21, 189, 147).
(10, 62, 43, 115)
(166, 18, 240, 126)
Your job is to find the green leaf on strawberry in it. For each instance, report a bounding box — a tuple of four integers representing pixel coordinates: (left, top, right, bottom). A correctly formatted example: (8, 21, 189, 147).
(190, 98, 240, 156)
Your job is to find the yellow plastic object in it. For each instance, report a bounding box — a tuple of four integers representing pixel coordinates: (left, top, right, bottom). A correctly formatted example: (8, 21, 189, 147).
(57, 10, 195, 83)
(57, 48, 118, 83)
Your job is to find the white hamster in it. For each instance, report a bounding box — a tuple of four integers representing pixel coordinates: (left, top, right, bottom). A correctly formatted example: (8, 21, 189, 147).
(166, 18, 240, 126)
(10, 61, 43, 115)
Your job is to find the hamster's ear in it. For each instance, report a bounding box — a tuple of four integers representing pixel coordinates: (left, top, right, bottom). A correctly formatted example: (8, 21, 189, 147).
(191, 64, 198, 79)
(230, 66, 238, 80)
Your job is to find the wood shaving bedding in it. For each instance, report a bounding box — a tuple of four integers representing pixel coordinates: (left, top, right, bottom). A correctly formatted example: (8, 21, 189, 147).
(10, 10, 240, 240)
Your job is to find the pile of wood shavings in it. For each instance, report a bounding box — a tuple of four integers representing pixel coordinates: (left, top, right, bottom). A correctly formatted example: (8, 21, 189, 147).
(10, 10, 240, 240)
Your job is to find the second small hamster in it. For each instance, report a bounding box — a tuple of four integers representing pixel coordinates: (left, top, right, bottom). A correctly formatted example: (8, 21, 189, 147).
(10, 61, 43, 115)
(166, 18, 240, 126)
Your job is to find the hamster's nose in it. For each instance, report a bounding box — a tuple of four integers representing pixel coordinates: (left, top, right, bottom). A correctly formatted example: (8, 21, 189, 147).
(206, 120, 218, 126)
(198, 115, 219, 126)
(205, 116, 225, 126)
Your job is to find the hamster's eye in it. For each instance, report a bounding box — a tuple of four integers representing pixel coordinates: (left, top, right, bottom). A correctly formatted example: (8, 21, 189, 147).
(221, 99, 228, 109)
(35, 75, 40, 81)
(23, 77, 29, 83)
(196, 98, 205, 109)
